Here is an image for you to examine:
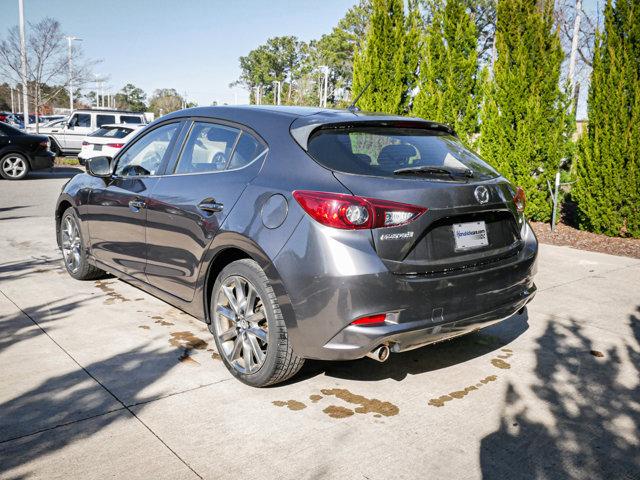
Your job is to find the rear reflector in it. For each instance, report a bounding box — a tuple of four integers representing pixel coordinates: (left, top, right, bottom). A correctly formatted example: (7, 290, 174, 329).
(106, 143, 124, 148)
(351, 314, 387, 326)
(292, 190, 426, 230)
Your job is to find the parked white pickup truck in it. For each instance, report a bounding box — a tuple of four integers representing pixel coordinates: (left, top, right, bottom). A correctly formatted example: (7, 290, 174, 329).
(48, 109, 146, 156)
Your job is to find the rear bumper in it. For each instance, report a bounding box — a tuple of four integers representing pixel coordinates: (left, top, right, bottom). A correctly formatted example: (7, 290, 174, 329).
(273, 218, 538, 361)
(322, 286, 535, 360)
(30, 151, 55, 171)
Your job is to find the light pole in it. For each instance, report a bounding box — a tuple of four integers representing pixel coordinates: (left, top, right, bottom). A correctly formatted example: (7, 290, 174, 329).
(318, 66, 329, 108)
(66, 36, 82, 111)
(18, 0, 29, 128)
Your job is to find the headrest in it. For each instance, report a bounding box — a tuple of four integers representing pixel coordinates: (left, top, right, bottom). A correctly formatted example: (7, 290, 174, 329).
(378, 144, 417, 166)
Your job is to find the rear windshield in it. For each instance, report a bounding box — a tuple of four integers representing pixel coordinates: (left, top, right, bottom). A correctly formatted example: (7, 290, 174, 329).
(90, 127, 133, 139)
(307, 127, 499, 180)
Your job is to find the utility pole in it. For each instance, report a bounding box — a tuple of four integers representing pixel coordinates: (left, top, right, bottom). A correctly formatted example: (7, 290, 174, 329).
(568, 0, 582, 110)
(18, 0, 29, 128)
(65, 36, 82, 111)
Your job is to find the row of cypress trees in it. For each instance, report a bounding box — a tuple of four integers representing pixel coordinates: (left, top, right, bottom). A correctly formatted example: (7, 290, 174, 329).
(352, 0, 639, 236)
(573, 0, 639, 237)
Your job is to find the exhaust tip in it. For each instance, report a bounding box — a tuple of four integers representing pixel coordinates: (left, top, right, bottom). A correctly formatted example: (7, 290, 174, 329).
(366, 345, 390, 363)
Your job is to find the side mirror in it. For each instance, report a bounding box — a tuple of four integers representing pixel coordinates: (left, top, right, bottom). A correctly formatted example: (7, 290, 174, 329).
(86, 156, 112, 178)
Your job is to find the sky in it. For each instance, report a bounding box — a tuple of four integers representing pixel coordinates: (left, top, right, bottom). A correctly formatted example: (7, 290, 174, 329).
(0, 0, 601, 116)
(0, 0, 356, 106)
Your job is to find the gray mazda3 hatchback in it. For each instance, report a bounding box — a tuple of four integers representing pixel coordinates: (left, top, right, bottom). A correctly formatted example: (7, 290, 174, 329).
(56, 106, 537, 386)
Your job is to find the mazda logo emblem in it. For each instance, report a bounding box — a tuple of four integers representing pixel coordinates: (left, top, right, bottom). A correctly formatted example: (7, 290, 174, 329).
(474, 186, 490, 204)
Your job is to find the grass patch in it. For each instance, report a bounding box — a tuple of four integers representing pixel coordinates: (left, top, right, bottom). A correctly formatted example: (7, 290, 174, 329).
(55, 157, 80, 166)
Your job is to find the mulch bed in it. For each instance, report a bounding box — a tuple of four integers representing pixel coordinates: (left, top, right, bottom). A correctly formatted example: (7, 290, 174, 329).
(531, 221, 640, 259)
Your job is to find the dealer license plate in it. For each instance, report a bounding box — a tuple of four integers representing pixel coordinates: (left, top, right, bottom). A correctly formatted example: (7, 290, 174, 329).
(453, 221, 489, 251)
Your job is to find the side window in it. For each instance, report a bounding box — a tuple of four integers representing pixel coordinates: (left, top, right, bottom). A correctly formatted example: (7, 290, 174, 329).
(115, 123, 180, 177)
(97, 114, 116, 127)
(70, 113, 91, 128)
(228, 132, 267, 170)
(174, 122, 240, 175)
(120, 115, 142, 124)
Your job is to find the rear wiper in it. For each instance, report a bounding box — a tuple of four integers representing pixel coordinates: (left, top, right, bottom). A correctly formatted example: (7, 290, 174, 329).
(393, 166, 474, 178)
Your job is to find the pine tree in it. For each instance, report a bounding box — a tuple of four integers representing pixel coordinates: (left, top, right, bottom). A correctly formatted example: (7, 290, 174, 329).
(478, 0, 571, 221)
(573, 0, 640, 237)
(351, 0, 420, 114)
(412, 0, 478, 144)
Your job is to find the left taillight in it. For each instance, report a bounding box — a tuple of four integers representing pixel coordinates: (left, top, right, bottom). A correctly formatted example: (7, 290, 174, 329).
(292, 190, 427, 230)
(39, 139, 49, 149)
(106, 143, 124, 148)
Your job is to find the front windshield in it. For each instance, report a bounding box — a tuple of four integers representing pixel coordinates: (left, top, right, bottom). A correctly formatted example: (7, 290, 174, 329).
(307, 127, 499, 180)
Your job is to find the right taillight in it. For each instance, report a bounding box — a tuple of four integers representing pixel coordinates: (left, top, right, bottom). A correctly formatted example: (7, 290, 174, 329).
(292, 190, 427, 230)
(513, 186, 526, 213)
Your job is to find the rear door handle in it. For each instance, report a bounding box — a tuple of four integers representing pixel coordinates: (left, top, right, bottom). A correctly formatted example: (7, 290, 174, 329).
(198, 198, 224, 213)
(129, 199, 145, 212)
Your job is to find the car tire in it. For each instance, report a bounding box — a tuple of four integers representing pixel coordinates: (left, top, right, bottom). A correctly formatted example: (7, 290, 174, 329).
(0, 153, 30, 180)
(49, 137, 61, 156)
(209, 259, 304, 387)
(59, 207, 105, 280)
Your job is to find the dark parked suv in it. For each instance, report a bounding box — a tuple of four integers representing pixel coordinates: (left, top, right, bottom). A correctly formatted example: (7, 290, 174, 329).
(55, 106, 537, 386)
(1, 122, 55, 180)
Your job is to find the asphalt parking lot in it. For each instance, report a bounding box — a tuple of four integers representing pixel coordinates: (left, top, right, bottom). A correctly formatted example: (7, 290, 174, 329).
(1, 168, 639, 480)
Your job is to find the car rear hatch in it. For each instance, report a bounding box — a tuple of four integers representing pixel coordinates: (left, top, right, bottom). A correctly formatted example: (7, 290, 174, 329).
(298, 120, 524, 274)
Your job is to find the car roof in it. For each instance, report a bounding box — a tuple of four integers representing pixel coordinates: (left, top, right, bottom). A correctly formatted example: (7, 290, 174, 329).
(99, 123, 144, 129)
(158, 105, 453, 148)
(72, 109, 145, 115)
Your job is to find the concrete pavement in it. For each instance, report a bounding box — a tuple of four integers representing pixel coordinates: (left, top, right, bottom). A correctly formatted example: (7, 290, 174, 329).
(1, 169, 639, 479)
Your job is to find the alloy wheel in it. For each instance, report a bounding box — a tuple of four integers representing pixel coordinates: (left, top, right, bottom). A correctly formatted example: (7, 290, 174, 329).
(61, 215, 82, 274)
(214, 275, 268, 374)
(2, 156, 27, 178)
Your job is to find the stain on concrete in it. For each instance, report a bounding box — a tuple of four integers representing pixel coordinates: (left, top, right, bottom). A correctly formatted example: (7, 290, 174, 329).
(590, 350, 604, 358)
(95, 280, 130, 304)
(138, 325, 150, 330)
(323, 405, 354, 418)
(320, 388, 399, 417)
(169, 331, 208, 351)
(428, 375, 498, 407)
(491, 358, 511, 369)
(309, 394, 323, 403)
(154, 319, 174, 327)
(273, 400, 307, 411)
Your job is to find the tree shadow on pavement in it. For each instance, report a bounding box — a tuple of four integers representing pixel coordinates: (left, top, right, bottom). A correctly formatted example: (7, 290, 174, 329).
(0, 345, 183, 477)
(0, 257, 64, 282)
(0, 296, 93, 354)
(479, 307, 640, 479)
(295, 310, 530, 384)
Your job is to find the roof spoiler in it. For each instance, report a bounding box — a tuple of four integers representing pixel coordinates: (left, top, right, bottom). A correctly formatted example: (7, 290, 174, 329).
(290, 118, 456, 151)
